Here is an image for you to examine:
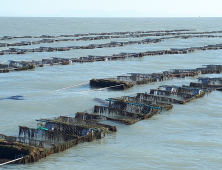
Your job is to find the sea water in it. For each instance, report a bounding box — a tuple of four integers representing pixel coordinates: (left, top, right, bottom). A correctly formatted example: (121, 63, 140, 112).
(0, 17, 222, 170)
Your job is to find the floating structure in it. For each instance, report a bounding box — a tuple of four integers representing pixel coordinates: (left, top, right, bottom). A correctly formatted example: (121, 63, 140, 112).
(1, 35, 222, 55)
(197, 77, 222, 85)
(1, 72, 219, 165)
(1, 28, 222, 165)
(2, 39, 222, 73)
(1, 29, 222, 74)
(90, 65, 222, 90)
(2, 29, 222, 49)
(90, 79, 133, 90)
(0, 114, 117, 164)
(2, 43, 222, 73)
(190, 82, 222, 89)
(0, 61, 35, 73)
(0, 34, 221, 50)
(0, 29, 197, 40)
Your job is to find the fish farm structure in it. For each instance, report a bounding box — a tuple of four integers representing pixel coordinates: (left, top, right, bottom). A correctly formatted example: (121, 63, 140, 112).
(0, 63, 222, 165)
(1, 28, 222, 166)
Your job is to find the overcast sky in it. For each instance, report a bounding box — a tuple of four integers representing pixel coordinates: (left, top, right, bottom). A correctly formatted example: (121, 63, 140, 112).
(1, 0, 222, 17)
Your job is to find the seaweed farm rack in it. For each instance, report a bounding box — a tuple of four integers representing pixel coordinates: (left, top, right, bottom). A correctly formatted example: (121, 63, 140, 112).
(1, 67, 222, 164)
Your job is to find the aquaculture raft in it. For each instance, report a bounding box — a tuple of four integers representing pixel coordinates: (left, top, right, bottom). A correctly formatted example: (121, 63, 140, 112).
(2, 28, 222, 74)
(90, 65, 222, 91)
(1, 29, 222, 57)
(1, 71, 221, 165)
(0, 115, 117, 164)
(0, 79, 214, 164)
(90, 78, 133, 90)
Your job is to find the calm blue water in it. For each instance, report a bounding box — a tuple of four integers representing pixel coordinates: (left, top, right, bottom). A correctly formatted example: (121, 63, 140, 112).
(0, 17, 222, 170)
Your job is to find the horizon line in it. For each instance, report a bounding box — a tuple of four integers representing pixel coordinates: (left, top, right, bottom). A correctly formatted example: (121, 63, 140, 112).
(0, 16, 220, 18)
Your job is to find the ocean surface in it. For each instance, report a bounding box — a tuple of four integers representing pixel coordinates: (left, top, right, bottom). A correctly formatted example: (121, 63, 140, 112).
(0, 17, 222, 170)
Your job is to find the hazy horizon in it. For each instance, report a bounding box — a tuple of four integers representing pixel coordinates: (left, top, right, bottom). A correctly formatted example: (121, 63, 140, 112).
(1, 0, 222, 17)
